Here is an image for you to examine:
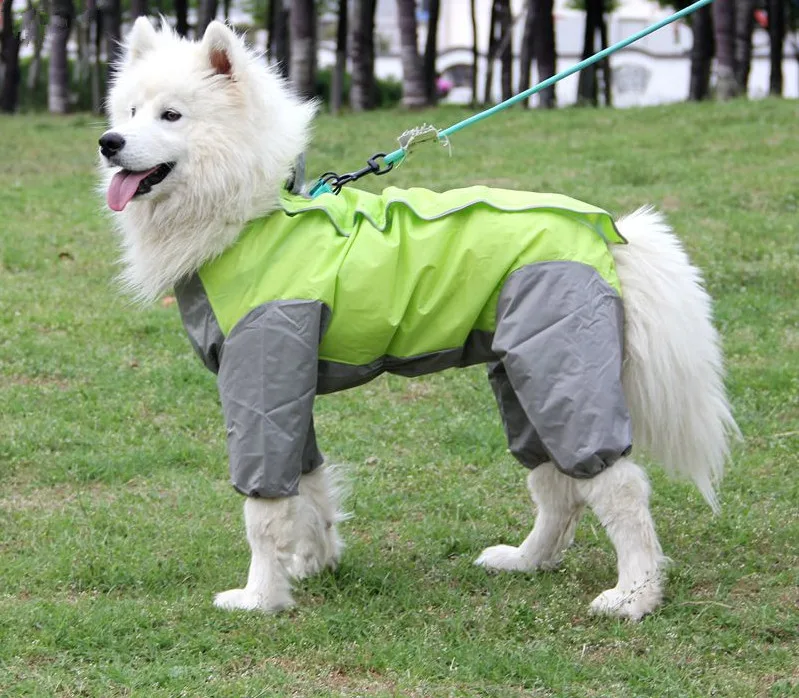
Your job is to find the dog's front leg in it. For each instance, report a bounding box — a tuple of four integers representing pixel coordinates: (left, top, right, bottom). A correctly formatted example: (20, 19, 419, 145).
(214, 496, 297, 613)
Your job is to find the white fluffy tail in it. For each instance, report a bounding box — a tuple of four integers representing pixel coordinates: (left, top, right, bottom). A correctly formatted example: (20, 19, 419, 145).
(612, 207, 740, 512)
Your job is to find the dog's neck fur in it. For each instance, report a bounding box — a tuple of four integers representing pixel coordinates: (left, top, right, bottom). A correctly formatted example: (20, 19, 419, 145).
(115, 169, 291, 303)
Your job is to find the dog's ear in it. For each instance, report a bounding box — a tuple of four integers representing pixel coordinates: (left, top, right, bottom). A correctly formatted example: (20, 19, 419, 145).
(201, 21, 242, 77)
(126, 16, 159, 62)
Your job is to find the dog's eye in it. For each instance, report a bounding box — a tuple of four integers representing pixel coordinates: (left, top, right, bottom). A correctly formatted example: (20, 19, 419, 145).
(161, 109, 182, 122)
(130, 107, 136, 117)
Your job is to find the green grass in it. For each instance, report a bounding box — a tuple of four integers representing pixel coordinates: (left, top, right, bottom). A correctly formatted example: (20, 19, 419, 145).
(1, 100, 797, 697)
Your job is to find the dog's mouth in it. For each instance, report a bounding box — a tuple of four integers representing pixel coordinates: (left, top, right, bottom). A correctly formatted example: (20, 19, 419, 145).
(106, 162, 175, 212)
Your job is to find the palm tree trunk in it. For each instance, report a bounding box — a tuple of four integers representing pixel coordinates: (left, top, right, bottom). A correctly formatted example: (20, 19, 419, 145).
(688, 4, 713, 101)
(330, 0, 347, 114)
(48, 0, 74, 114)
(75, 3, 86, 84)
(518, 0, 535, 106)
(174, 0, 188, 36)
(268, 0, 290, 78)
(733, 0, 753, 91)
(768, 0, 785, 95)
(422, 0, 440, 104)
(599, 3, 611, 106)
(470, 0, 478, 105)
(395, 0, 426, 107)
(198, 0, 218, 35)
(25, 0, 47, 92)
(713, 0, 738, 99)
(103, 0, 121, 85)
(498, 0, 512, 101)
(534, 0, 556, 108)
(483, 0, 499, 104)
(131, 0, 148, 17)
(289, 0, 317, 99)
(350, 0, 376, 110)
(85, 0, 101, 113)
(1, 0, 22, 113)
(94, 4, 104, 110)
(577, 0, 600, 105)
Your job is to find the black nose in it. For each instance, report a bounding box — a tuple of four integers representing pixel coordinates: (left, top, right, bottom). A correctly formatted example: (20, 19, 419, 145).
(99, 132, 126, 158)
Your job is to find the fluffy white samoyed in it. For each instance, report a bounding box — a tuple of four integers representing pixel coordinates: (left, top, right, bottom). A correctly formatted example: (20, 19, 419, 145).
(99, 18, 739, 620)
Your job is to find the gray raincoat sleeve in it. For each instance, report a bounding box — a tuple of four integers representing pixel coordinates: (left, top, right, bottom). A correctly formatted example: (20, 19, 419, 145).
(217, 299, 327, 497)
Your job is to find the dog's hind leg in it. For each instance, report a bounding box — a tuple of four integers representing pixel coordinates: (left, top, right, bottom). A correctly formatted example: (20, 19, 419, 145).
(475, 458, 665, 620)
(475, 462, 585, 572)
(214, 496, 297, 612)
(576, 458, 666, 621)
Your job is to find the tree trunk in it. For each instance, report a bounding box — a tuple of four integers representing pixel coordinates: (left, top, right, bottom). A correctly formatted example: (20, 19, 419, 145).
(733, 0, 753, 91)
(518, 0, 535, 106)
(599, 4, 611, 106)
(223, 0, 231, 21)
(174, 0, 188, 37)
(470, 0, 478, 105)
(95, 4, 104, 109)
(395, 0, 426, 107)
(330, 0, 347, 114)
(1, 0, 22, 113)
(498, 0, 512, 101)
(422, 0, 440, 104)
(768, 0, 785, 95)
(25, 0, 48, 92)
(712, 0, 738, 99)
(268, 0, 290, 78)
(131, 0, 148, 17)
(103, 0, 122, 85)
(197, 0, 218, 35)
(289, 0, 317, 99)
(483, 0, 499, 103)
(85, 0, 101, 113)
(349, 0, 376, 110)
(75, 1, 87, 84)
(49, 0, 74, 114)
(534, 0, 556, 108)
(688, 4, 713, 101)
(577, 0, 601, 105)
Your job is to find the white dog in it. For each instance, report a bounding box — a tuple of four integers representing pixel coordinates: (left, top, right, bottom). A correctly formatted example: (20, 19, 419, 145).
(99, 18, 739, 620)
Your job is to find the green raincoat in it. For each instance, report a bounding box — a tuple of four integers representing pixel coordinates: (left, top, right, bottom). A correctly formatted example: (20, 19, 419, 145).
(175, 185, 632, 497)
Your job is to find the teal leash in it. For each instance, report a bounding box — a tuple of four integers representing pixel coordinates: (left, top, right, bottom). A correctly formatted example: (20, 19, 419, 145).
(309, 0, 715, 198)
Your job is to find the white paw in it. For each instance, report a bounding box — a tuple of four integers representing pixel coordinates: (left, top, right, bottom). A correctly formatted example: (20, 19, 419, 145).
(287, 552, 322, 580)
(589, 585, 661, 621)
(213, 588, 294, 613)
(474, 544, 531, 572)
(288, 529, 343, 580)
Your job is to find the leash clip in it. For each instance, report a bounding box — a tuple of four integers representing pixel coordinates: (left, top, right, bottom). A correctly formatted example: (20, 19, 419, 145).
(314, 152, 394, 195)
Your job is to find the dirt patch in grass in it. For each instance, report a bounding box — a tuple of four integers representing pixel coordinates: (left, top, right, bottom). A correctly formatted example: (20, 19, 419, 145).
(5, 374, 71, 390)
(225, 656, 403, 696)
(400, 381, 438, 402)
(0, 479, 161, 512)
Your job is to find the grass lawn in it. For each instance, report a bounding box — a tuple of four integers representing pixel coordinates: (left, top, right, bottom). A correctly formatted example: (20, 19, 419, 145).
(1, 99, 797, 697)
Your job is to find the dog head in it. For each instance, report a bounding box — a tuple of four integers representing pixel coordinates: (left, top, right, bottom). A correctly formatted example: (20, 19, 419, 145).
(100, 18, 314, 216)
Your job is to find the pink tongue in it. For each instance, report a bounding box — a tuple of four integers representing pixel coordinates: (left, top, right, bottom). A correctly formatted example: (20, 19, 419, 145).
(107, 167, 159, 211)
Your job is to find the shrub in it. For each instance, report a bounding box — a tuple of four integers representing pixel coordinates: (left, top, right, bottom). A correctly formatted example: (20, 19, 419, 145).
(315, 68, 402, 110)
